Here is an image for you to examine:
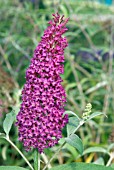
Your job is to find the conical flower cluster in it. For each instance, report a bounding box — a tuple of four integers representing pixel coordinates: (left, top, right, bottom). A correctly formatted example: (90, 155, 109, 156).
(16, 13, 69, 153)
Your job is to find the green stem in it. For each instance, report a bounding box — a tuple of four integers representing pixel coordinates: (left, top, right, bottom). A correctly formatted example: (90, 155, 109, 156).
(41, 153, 52, 169)
(5, 136, 34, 170)
(38, 153, 40, 170)
(34, 149, 40, 170)
(43, 119, 85, 170)
(106, 152, 114, 166)
(43, 142, 65, 170)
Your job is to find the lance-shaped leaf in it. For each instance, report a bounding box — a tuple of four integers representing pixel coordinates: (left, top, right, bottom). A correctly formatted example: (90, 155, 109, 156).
(3, 111, 15, 136)
(83, 147, 109, 156)
(0, 166, 28, 170)
(50, 162, 113, 170)
(88, 112, 105, 121)
(67, 116, 80, 136)
(65, 134, 83, 155)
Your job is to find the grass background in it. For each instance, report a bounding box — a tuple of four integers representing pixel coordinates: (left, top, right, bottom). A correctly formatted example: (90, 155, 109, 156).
(0, 0, 114, 169)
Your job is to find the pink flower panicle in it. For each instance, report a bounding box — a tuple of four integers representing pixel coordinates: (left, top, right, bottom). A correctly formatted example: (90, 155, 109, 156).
(16, 13, 69, 153)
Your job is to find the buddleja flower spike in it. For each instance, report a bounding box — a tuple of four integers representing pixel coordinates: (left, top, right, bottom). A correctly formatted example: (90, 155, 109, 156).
(16, 13, 69, 153)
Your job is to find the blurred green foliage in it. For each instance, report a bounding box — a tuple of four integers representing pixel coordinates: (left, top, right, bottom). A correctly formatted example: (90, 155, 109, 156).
(0, 0, 114, 169)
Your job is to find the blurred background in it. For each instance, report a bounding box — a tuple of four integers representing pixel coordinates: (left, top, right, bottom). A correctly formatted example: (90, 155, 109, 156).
(1, 0, 114, 169)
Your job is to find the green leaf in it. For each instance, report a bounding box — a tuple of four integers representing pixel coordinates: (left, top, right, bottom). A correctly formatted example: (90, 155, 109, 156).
(60, 5, 68, 17)
(88, 112, 104, 120)
(0, 166, 28, 170)
(0, 133, 5, 138)
(111, 164, 114, 168)
(85, 81, 108, 94)
(66, 83, 77, 93)
(3, 111, 16, 136)
(64, 143, 79, 159)
(67, 116, 80, 136)
(50, 162, 114, 170)
(12, 106, 20, 115)
(65, 134, 83, 155)
(94, 157, 105, 165)
(64, 111, 80, 117)
(58, 138, 65, 145)
(83, 147, 109, 155)
(108, 143, 114, 152)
